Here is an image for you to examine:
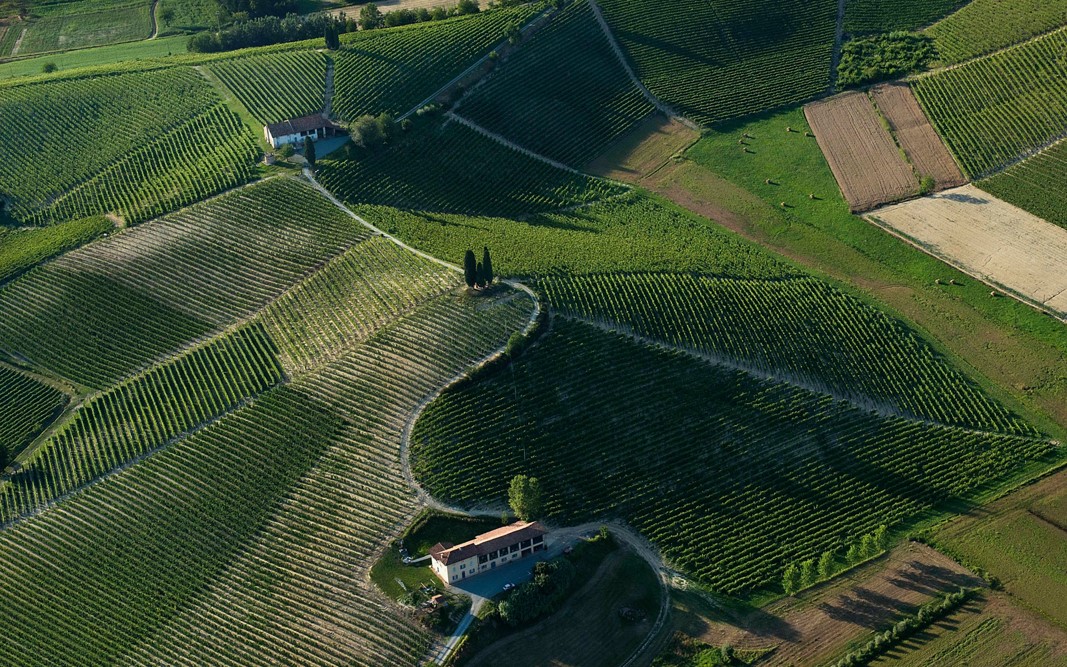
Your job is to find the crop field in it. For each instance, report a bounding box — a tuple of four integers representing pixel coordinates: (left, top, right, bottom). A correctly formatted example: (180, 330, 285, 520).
(804, 92, 918, 211)
(596, 0, 837, 125)
(979, 140, 1067, 230)
(331, 4, 542, 121)
(156, 0, 217, 35)
(0, 67, 220, 224)
(843, 0, 964, 34)
(542, 273, 1033, 434)
(926, 0, 1067, 65)
(869, 185, 1067, 319)
(0, 324, 284, 525)
(39, 104, 259, 225)
(412, 317, 1053, 595)
(912, 28, 1067, 178)
(0, 216, 111, 283)
(870, 83, 966, 191)
(3, 0, 152, 57)
(456, 0, 654, 167)
(0, 366, 67, 461)
(209, 51, 327, 124)
(317, 121, 626, 217)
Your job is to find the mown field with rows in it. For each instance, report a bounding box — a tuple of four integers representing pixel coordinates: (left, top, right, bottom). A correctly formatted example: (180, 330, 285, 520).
(542, 273, 1034, 435)
(596, 0, 836, 125)
(979, 140, 1067, 230)
(0, 325, 283, 525)
(457, 0, 653, 167)
(0, 366, 67, 462)
(331, 4, 542, 122)
(0, 178, 363, 388)
(209, 50, 327, 124)
(412, 318, 1054, 596)
(317, 121, 625, 217)
(926, 0, 1067, 65)
(38, 104, 259, 226)
(843, 0, 964, 34)
(0, 68, 220, 224)
(912, 28, 1067, 178)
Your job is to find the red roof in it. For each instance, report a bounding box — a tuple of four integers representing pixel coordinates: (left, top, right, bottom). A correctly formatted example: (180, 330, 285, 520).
(431, 521, 547, 566)
(265, 114, 336, 137)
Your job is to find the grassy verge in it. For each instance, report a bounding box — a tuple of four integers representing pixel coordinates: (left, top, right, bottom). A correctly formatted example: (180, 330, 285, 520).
(0, 35, 188, 79)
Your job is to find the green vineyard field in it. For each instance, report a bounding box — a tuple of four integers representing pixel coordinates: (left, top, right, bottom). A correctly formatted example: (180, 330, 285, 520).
(457, 0, 654, 167)
(0, 366, 67, 462)
(541, 273, 1034, 435)
(0, 217, 111, 283)
(331, 5, 542, 121)
(844, 0, 964, 34)
(979, 140, 1067, 230)
(411, 318, 1054, 595)
(912, 28, 1067, 177)
(926, 0, 1067, 64)
(209, 50, 327, 124)
(596, 0, 837, 125)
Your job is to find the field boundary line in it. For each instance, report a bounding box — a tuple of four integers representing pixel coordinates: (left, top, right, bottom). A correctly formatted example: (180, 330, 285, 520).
(585, 0, 700, 131)
(910, 24, 1067, 79)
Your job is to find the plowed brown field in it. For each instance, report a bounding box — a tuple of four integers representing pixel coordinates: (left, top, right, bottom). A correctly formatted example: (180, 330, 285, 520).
(872, 83, 967, 191)
(868, 185, 1067, 320)
(805, 92, 918, 212)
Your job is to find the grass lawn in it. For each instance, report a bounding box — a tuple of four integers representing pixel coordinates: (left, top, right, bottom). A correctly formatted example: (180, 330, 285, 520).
(650, 106, 1067, 439)
(371, 511, 503, 601)
(0, 35, 187, 79)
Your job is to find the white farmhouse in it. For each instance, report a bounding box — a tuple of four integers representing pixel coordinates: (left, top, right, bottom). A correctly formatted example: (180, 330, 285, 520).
(429, 521, 548, 585)
(264, 114, 340, 149)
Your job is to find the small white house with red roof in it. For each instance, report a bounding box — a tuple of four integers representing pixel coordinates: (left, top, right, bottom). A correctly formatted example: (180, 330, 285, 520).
(429, 521, 548, 585)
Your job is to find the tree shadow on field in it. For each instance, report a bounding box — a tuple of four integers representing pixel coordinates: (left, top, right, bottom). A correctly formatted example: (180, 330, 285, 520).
(932, 192, 988, 205)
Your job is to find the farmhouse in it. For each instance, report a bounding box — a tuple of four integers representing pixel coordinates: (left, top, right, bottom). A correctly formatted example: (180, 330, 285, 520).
(429, 520, 548, 584)
(263, 114, 340, 148)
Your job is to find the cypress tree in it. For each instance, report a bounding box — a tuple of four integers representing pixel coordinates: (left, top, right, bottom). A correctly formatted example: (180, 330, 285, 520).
(303, 136, 316, 168)
(463, 250, 477, 288)
(482, 246, 494, 285)
(476, 261, 486, 288)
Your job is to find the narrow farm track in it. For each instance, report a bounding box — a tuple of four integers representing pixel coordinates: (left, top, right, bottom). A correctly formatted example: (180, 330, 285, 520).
(445, 112, 586, 175)
(149, 0, 159, 39)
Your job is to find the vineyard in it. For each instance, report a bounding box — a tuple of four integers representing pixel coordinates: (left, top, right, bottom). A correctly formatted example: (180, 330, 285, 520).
(979, 140, 1067, 230)
(456, 0, 654, 167)
(0, 68, 220, 224)
(595, 0, 837, 125)
(0, 325, 284, 526)
(0, 366, 67, 461)
(37, 104, 259, 226)
(912, 28, 1067, 178)
(209, 50, 327, 124)
(926, 0, 1067, 64)
(843, 0, 964, 34)
(541, 273, 1034, 435)
(411, 318, 1054, 595)
(354, 193, 789, 279)
(316, 121, 625, 217)
(331, 4, 542, 122)
(0, 217, 111, 283)
(4, 0, 153, 57)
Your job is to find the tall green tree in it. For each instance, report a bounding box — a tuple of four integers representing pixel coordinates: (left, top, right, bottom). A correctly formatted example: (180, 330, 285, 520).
(303, 137, 316, 168)
(799, 558, 817, 589)
(359, 3, 382, 29)
(817, 550, 836, 581)
(481, 246, 494, 285)
(324, 25, 340, 49)
(782, 562, 801, 595)
(476, 261, 486, 288)
(508, 474, 542, 520)
(463, 250, 477, 288)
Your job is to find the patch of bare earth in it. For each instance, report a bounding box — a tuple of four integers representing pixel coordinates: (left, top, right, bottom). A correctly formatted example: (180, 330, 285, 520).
(321, 0, 457, 19)
(805, 92, 918, 212)
(871, 83, 967, 191)
(587, 114, 699, 183)
(676, 542, 983, 667)
(868, 184, 1067, 320)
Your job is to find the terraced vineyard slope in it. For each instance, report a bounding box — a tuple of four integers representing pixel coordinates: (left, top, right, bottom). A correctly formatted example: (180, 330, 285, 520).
(412, 317, 1053, 596)
(0, 366, 68, 461)
(926, 0, 1067, 64)
(331, 4, 542, 121)
(457, 0, 654, 167)
(979, 140, 1067, 230)
(844, 0, 964, 34)
(912, 28, 1067, 177)
(595, 0, 837, 125)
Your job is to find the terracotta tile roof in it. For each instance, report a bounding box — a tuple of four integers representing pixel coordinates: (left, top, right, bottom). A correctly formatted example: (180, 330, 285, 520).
(431, 521, 547, 566)
(265, 114, 335, 137)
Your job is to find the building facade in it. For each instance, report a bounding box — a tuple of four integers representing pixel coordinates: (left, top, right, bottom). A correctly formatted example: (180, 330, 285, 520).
(263, 114, 339, 148)
(429, 521, 548, 585)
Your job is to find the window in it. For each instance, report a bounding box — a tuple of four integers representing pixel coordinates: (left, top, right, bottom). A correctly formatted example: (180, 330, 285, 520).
(532, 535, 544, 545)
(520, 539, 531, 549)
(460, 563, 465, 569)
(510, 544, 519, 553)
(452, 575, 457, 582)
(489, 550, 498, 560)
(478, 555, 488, 564)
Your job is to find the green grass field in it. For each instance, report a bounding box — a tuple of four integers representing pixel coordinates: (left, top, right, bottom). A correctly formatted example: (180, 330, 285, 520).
(0, 35, 187, 79)
(1, 0, 154, 58)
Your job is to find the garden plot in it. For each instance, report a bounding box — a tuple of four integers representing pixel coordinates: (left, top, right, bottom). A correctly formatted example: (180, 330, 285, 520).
(805, 92, 918, 212)
(871, 83, 966, 191)
(868, 185, 1067, 320)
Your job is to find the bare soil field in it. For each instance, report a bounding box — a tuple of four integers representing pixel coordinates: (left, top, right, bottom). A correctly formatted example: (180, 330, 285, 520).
(673, 542, 984, 667)
(587, 114, 699, 184)
(872, 83, 967, 191)
(868, 185, 1067, 320)
(322, 0, 457, 19)
(804, 92, 918, 212)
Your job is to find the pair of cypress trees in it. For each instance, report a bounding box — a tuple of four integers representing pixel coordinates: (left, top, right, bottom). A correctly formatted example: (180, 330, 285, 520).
(463, 247, 494, 289)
